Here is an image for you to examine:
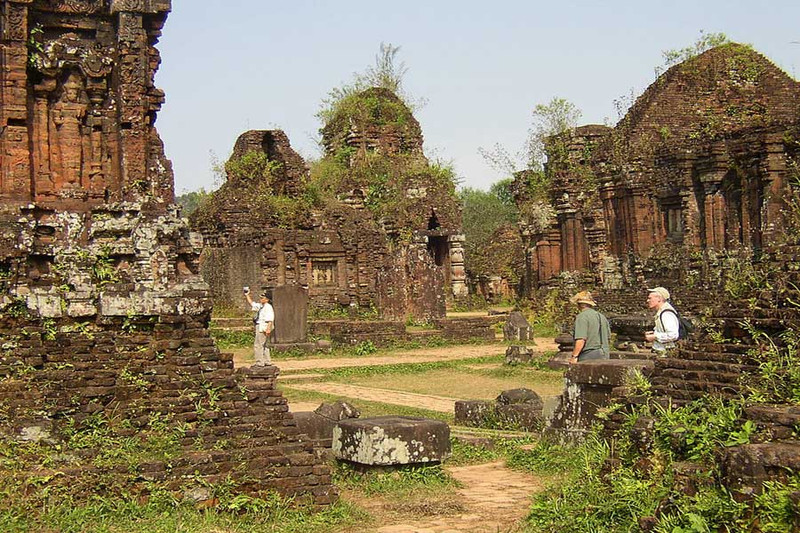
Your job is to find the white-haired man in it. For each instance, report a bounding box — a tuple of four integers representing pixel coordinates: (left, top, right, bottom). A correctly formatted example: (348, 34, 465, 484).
(644, 286, 679, 354)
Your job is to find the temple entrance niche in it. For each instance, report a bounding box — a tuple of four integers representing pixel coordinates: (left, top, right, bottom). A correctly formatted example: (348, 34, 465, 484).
(660, 195, 684, 244)
(310, 257, 344, 291)
(427, 236, 448, 267)
(721, 166, 764, 250)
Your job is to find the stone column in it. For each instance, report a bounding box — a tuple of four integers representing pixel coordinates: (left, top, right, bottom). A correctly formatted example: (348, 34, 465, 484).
(631, 188, 654, 255)
(762, 135, 789, 244)
(110, 0, 172, 202)
(0, 0, 32, 200)
(448, 234, 468, 299)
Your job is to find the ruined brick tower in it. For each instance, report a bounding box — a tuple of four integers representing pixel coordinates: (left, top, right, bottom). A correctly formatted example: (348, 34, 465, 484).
(192, 87, 468, 319)
(0, 0, 335, 506)
(517, 44, 800, 290)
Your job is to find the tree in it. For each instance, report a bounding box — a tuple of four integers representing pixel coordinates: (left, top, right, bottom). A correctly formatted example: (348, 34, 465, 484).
(525, 97, 582, 171)
(480, 96, 581, 176)
(489, 178, 515, 207)
(175, 188, 211, 217)
(657, 31, 730, 75)
(317, 42, 415, 125)
(459, 185, 519, 281)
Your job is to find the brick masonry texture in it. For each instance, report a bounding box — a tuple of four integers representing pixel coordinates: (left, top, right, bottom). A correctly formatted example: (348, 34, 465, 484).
(515, 44, 800, 293)
(0, 0, 335, 506)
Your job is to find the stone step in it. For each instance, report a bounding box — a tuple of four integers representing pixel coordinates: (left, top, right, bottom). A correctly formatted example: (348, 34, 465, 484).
(675, 348, 757, 364)
(651, 377, 744, 396)
(657, 368, 744, 385)
(655, 358, 757, 374)
(745, 405, 800, 426)
(650, 387, 740, 402)
(406, 329, 445, 337)
(682, 342, 753, 355)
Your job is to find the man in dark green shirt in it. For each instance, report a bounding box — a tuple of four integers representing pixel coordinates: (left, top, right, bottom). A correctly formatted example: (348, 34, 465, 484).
(569, 291, 611, 364)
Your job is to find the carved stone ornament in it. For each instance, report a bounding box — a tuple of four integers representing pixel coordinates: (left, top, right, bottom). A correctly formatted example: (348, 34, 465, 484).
(35, 0, 105, 13)
(31, 33, 114, 80)
(4, 3, 28, 41)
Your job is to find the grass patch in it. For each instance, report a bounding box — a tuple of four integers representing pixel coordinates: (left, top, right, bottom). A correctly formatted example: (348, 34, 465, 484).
(320, 355, 502, 379)
(210, 329, 253, 349)
(334, 461, 457, 496)
(447, 438, 501, 466)
(0, 491, 364, 533)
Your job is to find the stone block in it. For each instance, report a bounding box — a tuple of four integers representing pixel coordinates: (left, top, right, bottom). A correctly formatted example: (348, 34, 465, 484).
(273, 285, 308, 344)
(454, 400, 493, 427)
(333, 416, 450, 466)
(502, 311, 531, 341)
(496, 388, 543, 408)
(495, 404, 542, 431)
(565, 359, 654, 387)
(721, 442, 800, 498)
(314, 400, 360, 421)
(546, 351, 571, 370)
(504, 345, 533, 365)
(294, 401, 360, 447)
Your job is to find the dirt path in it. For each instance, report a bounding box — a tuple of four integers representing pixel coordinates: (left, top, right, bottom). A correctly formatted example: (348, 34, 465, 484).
(233, 339, 559, 371)
(350, 460, 542, 533)
(283, 382, 460, 413)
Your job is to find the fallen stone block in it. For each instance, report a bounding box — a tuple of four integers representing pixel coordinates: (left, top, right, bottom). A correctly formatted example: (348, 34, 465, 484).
(495, 404, 543, 431)
(333, 416, 450, 466)
(503, 311, 531, 341)
(496, 388, 543, 408)
(294, 400, 360, 448)
(454, 400, 493, 427)
(315, 400, 360, 421)
(721, 441, 800, 499)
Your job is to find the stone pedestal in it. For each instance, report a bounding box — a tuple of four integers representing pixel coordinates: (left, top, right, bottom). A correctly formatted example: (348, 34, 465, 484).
(547, 359, 655, 438)
(273, 285, 308, 343)
(503, 311, 531, 341)
(333, 416, 450, 466)
(547, 332, 575, 369)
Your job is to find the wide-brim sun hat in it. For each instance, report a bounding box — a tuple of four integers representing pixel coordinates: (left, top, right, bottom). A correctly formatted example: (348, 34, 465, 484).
(570, 291, 597, 307)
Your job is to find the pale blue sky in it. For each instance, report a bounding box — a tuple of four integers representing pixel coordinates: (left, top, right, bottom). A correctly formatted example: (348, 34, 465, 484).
(156, 1, 800, 194)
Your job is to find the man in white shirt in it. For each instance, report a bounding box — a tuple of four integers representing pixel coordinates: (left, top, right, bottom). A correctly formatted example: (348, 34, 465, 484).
(244, 288, 274, 366)
(644, 286, 679, 354)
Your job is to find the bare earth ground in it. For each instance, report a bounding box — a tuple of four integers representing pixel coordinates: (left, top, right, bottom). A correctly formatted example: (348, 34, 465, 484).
(342, 461, 544, 533)
(342, 369, 565, 402)
(285, 382, 460, 412)
(232, 339, 558, 532)
(232, 338, 559, 370)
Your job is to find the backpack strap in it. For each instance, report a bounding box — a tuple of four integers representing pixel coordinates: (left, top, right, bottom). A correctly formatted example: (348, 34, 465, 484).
(659, 308, 677, 328)
(658, 308, 682, 339)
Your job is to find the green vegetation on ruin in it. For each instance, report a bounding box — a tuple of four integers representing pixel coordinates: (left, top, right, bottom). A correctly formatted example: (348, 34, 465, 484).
(189, 151, 322, 230)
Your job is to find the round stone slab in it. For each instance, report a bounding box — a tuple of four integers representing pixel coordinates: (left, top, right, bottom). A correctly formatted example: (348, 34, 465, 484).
(332, 415, 451, 466)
